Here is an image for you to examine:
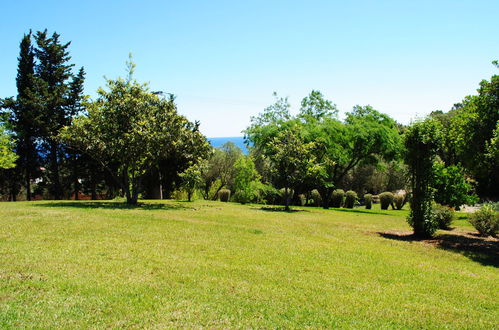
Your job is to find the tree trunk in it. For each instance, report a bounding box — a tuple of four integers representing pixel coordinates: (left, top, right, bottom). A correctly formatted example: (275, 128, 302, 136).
(284, 187, 291, 211)
(321, 187, 331, 209)
(25, 167, 31, 201)
(50, 142, 62, 200)
(149, 168, 163, 199)
(73, 153, 79, 200)
(25, 141, 31, 201)
(212, 183, 224, 201)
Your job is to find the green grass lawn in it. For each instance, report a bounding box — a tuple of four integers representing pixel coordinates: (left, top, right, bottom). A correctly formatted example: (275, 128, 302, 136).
(0, 200, 497, 328)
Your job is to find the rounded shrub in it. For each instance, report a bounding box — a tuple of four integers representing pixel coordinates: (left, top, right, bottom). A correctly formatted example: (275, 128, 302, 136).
(218, 189, 231, 202)
(379, 192, 394, 210)
(345, 190, 357, 209)
(364, 194, 372, 209)
(298, 194, 306, 206)
(233, 190, 251, 204)
(331, 189, 345, 208)
(393, 194, 405, 210)
(469, 204, 499, 237)
(433, 203, 455, 229)
(310, 189, 322, 206)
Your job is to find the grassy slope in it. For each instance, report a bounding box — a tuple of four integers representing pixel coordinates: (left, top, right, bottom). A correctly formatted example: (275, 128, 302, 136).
(0, 200, 497, 328)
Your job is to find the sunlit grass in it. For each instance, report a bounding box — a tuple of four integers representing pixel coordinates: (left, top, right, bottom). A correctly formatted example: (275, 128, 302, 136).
(0, 200, 497, 328)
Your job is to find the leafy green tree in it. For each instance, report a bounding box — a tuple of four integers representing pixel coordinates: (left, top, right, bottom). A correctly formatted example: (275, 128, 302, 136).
(266, 125, 316, 211)
(432, 161, 478, 209)
(233, 156, 260, 204)
(404, 119, 442, 237)
(0, 125, 18, 169)
(199, 142, 242, 200)
(60, 57, 208, 205)
(179, 165, 202, 202)
(450, 63, 499, 198)
(305, 105, 401, 208)
(299, 90, 338, 121)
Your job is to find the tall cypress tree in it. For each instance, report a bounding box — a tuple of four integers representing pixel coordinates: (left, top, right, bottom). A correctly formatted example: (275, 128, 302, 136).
(2, 31, 41, 200)
(34, 30, 78, 199)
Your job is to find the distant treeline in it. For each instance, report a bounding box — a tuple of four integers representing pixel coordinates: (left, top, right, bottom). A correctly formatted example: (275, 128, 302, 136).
(1, 31, 497, 216)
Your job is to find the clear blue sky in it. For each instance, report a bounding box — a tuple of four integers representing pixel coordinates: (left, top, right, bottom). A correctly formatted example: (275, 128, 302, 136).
(1, 0, 498, 137)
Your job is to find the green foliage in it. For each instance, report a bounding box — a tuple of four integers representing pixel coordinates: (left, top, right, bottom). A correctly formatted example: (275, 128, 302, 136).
(331, 189, 345, 208)
(233, 156, 260, 204)
(432, 203, 455, 230)
(297, 194, 306, 206)
(218, 189, 231, 202)
(310, 189, 322, 207)
(448, 64, 499, 198)
(393, 193, 405, 210)
(252, 183, 280, 205)
(469, 204, 499, 237)
(267, 126, 316, 210)
(1, 30, 85, 200)
(432, 161, 478, 209)
(364, 193, 372, 209)
(0, 125, 18, 169)
(379, 192, 394, 210)
(344, 190, 357, 208)
(404, 119, 442, 237)
(200, 142, 242, 200)
(60, 56, 209, 204)
(299, 90, 338, 121)
(308, 105, 402, 207)
(179, 165, 202, 202)
(246, 97, 402, 209)
(279, 188, 294, 205)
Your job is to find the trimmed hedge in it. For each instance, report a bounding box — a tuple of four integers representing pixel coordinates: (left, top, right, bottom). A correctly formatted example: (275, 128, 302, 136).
(379, 192, 394, 210)
(345, 190, 357, 209)
(364, 194, 372, 209)
(310, 189, 322, 207)
(393, 194, 405, 210)
(331, 189, 345, 208)
(219, 189, 231, 202)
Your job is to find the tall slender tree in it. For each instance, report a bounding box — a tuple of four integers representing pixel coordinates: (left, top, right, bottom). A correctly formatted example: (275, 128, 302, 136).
(1, 31, 41, 200)
(34, 30, 83, 199)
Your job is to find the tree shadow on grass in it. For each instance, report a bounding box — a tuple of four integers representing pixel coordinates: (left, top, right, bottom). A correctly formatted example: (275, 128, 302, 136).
(378, 232, 499, 267)
(38, 201, 192, 211)
(331, 208, 392, 216)
(255, 207, 308, 213)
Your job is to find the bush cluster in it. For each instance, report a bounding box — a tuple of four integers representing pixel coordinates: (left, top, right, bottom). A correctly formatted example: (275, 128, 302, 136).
(219, 189, 231, 202)
(345, 190, 357, 209)
(393, 193, 405, 210)
(469, 204, 499, 237)
(432, 203, 455, 229)
(364, 194, 372, 209)
(310, 189, 322, 206)
(379, 192, 394, 210)
(331, 189, 345, 208)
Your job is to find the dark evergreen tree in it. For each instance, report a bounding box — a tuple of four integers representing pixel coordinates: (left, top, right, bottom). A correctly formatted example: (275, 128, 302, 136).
(1, 31, 41, 200)
(34, 30, 84, 199)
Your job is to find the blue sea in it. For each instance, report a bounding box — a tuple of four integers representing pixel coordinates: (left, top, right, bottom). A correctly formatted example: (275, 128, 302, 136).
(208, 136, 249, 154)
